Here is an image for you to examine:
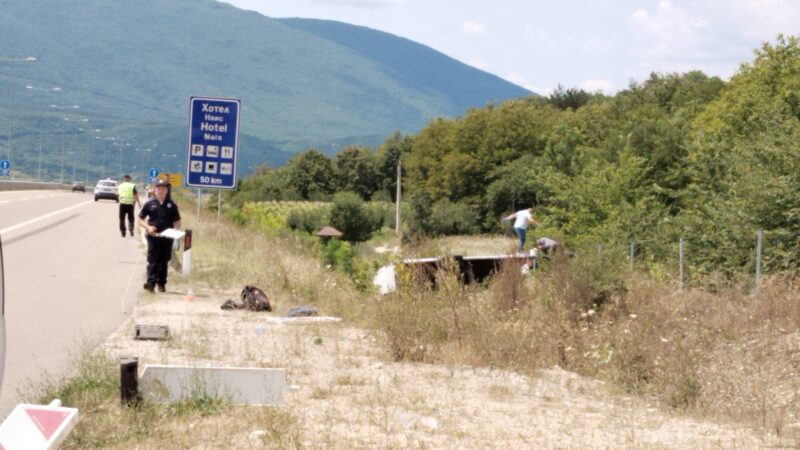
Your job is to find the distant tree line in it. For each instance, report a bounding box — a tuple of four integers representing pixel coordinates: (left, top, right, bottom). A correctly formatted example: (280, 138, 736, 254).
(227, 35, 800, 277)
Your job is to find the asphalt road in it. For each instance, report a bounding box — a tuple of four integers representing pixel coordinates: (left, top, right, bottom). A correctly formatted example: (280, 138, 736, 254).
(0, 190, 145, 416)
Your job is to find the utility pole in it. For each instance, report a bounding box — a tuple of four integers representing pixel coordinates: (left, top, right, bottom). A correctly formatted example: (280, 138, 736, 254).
(395, 160, 401, 235)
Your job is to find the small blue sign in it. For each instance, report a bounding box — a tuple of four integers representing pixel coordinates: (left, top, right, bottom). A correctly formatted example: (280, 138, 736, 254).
(149, 168, 159, 178)
(185, 97, 240, 189)
(0, 160, 9, 177)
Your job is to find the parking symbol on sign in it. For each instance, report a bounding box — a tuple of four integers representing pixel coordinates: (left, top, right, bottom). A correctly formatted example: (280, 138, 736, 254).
(191, 145, 204, 156)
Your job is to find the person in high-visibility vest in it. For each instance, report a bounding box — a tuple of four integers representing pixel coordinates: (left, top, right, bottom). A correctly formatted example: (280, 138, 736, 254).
(118, 174, 141, 237)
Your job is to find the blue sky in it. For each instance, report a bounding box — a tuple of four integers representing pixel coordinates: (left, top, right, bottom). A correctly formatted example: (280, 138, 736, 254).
(219, 0, 798, 96)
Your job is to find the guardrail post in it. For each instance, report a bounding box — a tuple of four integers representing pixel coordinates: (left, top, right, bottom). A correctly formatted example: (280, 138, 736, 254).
(182, 229, 192, 275)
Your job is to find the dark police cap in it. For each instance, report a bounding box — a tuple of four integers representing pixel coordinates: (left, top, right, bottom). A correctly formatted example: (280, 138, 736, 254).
(154, 178, 171, 187)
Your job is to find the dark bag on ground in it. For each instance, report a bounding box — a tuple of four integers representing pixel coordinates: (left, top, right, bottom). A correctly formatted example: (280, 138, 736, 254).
(220, 285, 272, 312)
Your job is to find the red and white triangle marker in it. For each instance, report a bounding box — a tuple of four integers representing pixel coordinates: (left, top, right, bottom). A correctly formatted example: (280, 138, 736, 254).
(0, 402, 78, 449)
(25, 409, 70, 441)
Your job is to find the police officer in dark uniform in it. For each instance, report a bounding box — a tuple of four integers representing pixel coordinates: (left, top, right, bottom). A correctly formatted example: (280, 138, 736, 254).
(137, 178, 181, 293)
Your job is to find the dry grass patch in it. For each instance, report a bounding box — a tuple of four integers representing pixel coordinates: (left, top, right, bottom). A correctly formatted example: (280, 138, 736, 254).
(38, 203, 793, 447)
(376, 236, 800, 441)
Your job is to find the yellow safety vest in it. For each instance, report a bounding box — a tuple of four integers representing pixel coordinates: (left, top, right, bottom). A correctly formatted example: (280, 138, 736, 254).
(118, 182, 136, 205)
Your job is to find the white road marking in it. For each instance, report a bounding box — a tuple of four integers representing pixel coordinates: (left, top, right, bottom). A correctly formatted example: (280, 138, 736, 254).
(0, 200, 93, 235)
(121, 248, 144, 314)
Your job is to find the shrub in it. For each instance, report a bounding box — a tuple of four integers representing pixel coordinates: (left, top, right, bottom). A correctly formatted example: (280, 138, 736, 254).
(329, 192, 381, 242)
(405, 190, 433, 236)
(430, 199, 479, 235)
(286, 207, 328, 234)
(322, 239, 372, 291)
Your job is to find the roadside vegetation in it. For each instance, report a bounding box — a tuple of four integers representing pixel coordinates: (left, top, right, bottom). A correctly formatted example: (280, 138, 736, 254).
(29, 191, 799, 446)
(29, 35, 800, 446)
(215, 35, 800, 438)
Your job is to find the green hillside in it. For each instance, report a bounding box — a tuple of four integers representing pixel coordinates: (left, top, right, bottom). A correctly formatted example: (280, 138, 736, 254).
(0, 0, 529, 181)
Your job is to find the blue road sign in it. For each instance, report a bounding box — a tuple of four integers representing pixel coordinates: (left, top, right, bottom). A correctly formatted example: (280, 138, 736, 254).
(185, 97, 240, 189)
(149, 168, 159, 178)
(0, 160, 9, 177)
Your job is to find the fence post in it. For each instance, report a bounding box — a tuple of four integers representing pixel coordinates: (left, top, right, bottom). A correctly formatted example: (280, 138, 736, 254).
(629, 242, 635, 270)
(754, 229, 762, 296)
(679, 238, 684, 289)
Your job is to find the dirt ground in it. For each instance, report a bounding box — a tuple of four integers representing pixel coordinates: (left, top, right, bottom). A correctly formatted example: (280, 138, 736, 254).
(101, 281, 784, 448)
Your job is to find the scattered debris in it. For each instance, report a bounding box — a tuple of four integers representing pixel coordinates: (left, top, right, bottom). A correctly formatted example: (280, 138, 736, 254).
(263, 316, 342, 325)
(287, 306, 318, 317)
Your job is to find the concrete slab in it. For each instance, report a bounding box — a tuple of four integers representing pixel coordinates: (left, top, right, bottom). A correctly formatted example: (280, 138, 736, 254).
(139, 365, 285, 406)
(133, 325, 170, 341)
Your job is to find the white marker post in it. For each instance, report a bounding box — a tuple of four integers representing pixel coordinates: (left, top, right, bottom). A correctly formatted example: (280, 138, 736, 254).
(182, 230, 192, 275)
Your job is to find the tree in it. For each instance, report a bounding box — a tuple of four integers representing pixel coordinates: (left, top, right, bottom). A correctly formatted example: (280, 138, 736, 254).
(333, 145, 378, 200)
(375, 131, 410, 201)
(680, 35, 800, 273)
(405, 190, 433, 236)
(288, 149, 335, 200)
(547, 85, 594, 110)
(329, 191, 381, 242)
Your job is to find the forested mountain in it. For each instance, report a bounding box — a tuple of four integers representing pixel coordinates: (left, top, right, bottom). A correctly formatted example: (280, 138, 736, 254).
(0, 0, 529, 180)
(229, 36, 800, 279)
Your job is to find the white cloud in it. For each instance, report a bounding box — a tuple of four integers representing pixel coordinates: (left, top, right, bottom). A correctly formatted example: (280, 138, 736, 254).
(627, 0, 753, 78)
(582, 37, 615, 53)
(504, 72, 536, 92)
(461, 20, 486, 35)
(468, 59, 489, 70)
(580, 79, 615, 93)
(523, 26, 556, 47)
(530, 85, 554, 96)
(309, 0, 410, 7)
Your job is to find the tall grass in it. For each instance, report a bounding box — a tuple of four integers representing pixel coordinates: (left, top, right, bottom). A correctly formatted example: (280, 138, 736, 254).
(375, 248, 800, 437)
(181, 197, 374, 322)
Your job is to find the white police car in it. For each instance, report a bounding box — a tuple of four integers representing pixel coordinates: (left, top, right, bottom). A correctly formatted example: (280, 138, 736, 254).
(94, 178, 119, 202)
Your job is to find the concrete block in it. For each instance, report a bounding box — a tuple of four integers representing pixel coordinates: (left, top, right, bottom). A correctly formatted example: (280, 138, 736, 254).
(134, 325, 170, 341)
(140, 365, 285, 406)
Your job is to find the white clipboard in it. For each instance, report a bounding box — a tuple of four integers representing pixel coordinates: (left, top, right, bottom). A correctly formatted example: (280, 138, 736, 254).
(157, 228, 186, 240)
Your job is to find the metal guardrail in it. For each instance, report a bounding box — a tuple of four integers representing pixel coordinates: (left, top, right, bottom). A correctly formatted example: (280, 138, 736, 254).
(0, 180, 70, 191)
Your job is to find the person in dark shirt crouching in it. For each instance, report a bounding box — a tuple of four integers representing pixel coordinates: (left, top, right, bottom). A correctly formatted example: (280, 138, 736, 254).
(137, 178, 181, 293)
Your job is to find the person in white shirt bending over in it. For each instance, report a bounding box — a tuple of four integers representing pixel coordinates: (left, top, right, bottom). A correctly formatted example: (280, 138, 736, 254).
(536, 237, 559, 255)
(502, 207, 539, 253)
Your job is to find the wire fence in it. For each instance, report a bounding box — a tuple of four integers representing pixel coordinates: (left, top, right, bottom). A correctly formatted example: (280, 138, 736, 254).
(625, 229, 769, 296)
